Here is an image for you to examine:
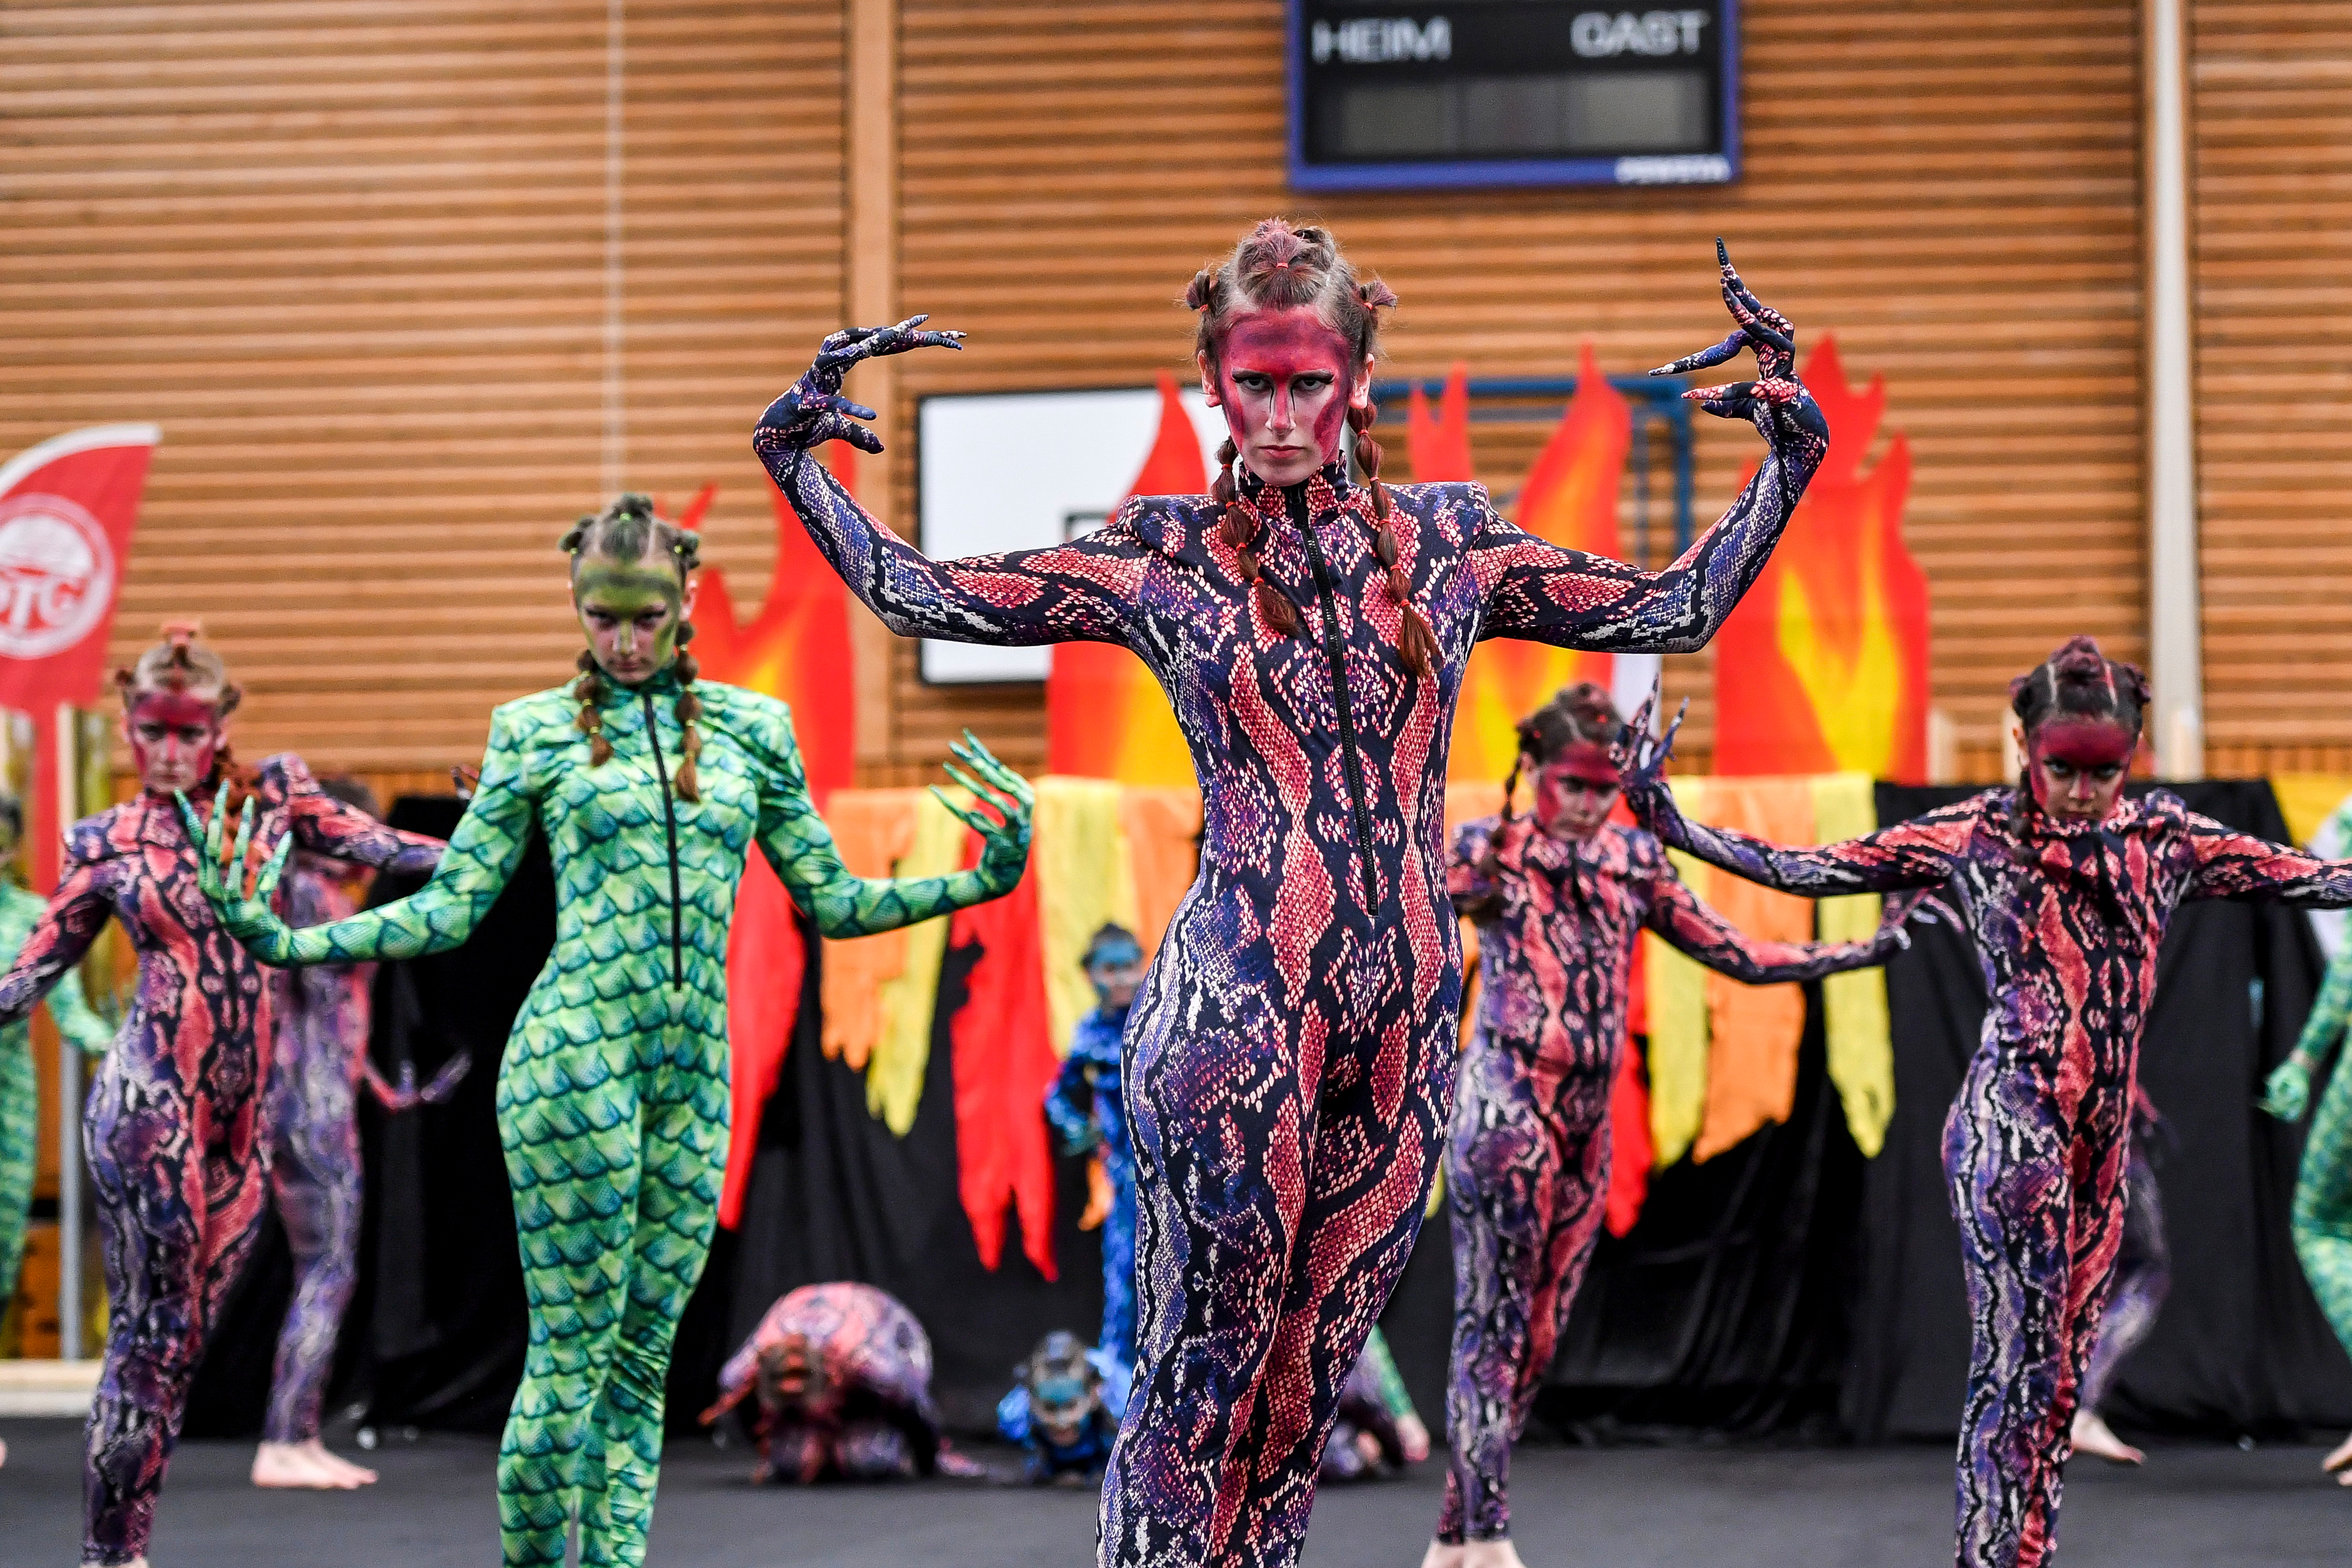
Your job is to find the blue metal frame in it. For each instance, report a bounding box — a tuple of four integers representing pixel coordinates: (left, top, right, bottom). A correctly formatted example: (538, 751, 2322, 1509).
(1369, 374, 1696, 560)
(1287, 0, 1740, 192)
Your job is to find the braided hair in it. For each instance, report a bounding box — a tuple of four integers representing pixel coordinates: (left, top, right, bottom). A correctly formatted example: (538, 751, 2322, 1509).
(561, 492, 707, 802)
(1464, 683, 1623, 911)
(2008, 635, 2150, 740)
(1187, 219, 1439, 677)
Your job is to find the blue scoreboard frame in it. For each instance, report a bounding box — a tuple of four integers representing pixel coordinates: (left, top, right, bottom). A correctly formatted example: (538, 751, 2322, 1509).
(1288, 2, 1741, 192)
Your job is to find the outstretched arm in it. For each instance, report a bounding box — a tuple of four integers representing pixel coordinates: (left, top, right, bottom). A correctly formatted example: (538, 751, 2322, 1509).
(754, 713, 1033, 940)
(184, 715, 536, 965)
(263, 755, 445, 875)
(753, 317, 1148, 649)
(1474, 244, 1830, 653)
(2186, 813, 2352, 908)
(0, 862, 112, 1031)
(1611, 700, 1973, 897)
(1646, 867, 1912, 983)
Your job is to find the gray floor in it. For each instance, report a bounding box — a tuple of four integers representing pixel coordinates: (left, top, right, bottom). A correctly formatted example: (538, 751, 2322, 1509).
(3, 1418, 2347, 1565)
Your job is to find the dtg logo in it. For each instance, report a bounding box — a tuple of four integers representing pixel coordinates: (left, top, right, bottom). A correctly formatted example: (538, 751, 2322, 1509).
(0, 493, 117, 659)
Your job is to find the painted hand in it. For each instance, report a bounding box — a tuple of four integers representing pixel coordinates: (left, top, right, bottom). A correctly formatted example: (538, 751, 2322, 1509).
(2261, 1056, 2313, 1123)
(757, 315, 967, 454)
(1609, 680, 1687, 807)
(1651, 240, 1828, 455)
(931, 730, 1034, 894)
(174, 791, 296, 963)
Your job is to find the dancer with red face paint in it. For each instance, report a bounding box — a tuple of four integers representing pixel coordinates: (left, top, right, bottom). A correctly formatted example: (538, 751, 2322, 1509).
(0, 625, 442, 1568)
(1613, 636, 2352, 1568)
(1432, 685, 1915, 1568)
(757, 220, 1829, 1567)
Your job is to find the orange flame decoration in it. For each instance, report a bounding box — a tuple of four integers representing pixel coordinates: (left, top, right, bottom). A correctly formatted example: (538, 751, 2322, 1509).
(1448, 346, 1631, 783)
(1044, 372, 1201, 784)
(688, 455, 858, 1229)
(1711, 338, 1930, 781)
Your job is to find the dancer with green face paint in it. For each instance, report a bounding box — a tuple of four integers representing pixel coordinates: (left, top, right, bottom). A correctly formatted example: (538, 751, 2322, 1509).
(185, 493, 1035, 1567)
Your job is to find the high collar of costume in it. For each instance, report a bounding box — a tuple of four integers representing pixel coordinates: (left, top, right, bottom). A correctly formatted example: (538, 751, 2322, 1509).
(1235, 459, 1357, 524)
(588, 657, 688, 704)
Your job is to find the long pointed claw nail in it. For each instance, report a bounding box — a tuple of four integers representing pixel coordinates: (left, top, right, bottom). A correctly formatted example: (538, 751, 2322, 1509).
(1716, 237, 1730, 268)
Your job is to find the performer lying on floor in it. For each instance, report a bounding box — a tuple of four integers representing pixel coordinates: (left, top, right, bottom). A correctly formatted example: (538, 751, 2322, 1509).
(702, 1283, 981, 1484)
(1614, 636, 2352, 1568)
(0, 789, 116, 1476)
(1431, 682, 1915, 1568)
(0, 624, 444, 1566)
(756, 219, 1827, 1568)
(185, 497, 1030, 1568)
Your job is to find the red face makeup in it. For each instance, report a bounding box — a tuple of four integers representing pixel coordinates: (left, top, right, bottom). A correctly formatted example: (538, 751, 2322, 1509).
(124, 688, 226, 796)
(1534, 754, 1620, 840)
(1200, 306, 1363, 490)
(2026, 716, 2137, 823)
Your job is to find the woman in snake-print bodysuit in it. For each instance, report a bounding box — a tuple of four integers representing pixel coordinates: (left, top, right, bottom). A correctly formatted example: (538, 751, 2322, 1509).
(0, 625, 443, 1568)
(755, 220, 1829, 1568)
(1615, 636, 2352, 1568)
(1432, 684, 1915, 1568)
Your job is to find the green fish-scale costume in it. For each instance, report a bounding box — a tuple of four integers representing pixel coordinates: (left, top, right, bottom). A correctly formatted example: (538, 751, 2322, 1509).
(0, 881, 115, 1317)
(204, 665, 1024, 1567)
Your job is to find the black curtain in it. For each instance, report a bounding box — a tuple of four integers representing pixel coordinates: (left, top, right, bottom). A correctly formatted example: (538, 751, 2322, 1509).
(186, 783, 2352, 1443)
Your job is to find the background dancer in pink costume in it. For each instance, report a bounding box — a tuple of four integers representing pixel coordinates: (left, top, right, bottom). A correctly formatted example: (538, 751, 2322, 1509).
(1431, 683, 1915, 1568)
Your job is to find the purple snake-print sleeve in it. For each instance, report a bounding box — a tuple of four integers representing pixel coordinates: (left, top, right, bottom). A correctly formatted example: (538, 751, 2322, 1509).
(256, 755, 444, 875)
(0, 849, 113, 1029)
(2183, 811, 2352, 906)
(1628, 780, 1979, 898)
(752, 434, 1149, 649)
(1642, 859, 1899, 983)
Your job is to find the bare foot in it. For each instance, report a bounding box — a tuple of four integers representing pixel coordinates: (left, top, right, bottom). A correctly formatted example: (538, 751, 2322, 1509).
(2071, 1410, 2144, 1466)
(252, 1438, 376, 1489)
(1461, 1541, 1529, 1568)
(1420, 1542, 1468, 1568)
(1396, 1413, 1432, 1465)
(2325, 1431, 2352, 1483)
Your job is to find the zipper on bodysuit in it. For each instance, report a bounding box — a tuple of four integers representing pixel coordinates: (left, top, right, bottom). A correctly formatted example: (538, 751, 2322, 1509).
(640, 693, 686, 991)
(1288, 485, 1380, 908)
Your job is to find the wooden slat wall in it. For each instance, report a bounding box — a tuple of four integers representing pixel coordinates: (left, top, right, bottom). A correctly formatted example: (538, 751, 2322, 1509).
(2192, 1, 2352, 764)
(888, 0, 2148, 782)
(0, 0, 844, 775)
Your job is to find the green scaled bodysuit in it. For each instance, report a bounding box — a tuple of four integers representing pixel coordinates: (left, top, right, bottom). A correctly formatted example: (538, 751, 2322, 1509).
(200, 667, 1023, 1567)
(2267, 824, 2352, 1385)
(0, 880, 115, 1318)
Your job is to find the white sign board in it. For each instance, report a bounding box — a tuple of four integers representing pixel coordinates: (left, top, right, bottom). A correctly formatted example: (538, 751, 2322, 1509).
(916, 386, 1224, 683)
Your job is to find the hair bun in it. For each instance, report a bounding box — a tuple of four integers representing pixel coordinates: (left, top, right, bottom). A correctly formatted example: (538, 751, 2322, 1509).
(1184, 267, 1220, 312)
(1356, 277, 1399, 311)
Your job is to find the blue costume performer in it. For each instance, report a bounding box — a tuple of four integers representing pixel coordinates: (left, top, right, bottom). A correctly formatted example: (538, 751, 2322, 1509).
(1044, 925, 1144, 1368)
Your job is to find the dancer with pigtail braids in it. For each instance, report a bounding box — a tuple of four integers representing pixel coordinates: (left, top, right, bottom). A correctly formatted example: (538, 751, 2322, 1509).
(755, 219, 1828, 1567)
(1431, 684, 1917, 1568)
(1613, 636, 2352, 1568)
(185, 492, 1034, 1568)
(0, 624, 445, 1565)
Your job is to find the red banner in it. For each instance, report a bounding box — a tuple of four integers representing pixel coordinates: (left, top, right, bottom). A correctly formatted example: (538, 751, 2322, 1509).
(0, 425, 161, 889)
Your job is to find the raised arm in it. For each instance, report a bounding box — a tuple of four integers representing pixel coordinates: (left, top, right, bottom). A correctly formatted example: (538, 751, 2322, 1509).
(1645, 864, 1911, 983)
(259, 755, 444, 876)
(2185, 812, 2352, 908)
(184, 714, 537, 966)
(752, 317, 1147, 649)
(1612, 702, 1973, 897)
(744, 702, 1032, 940)
(0, 856, 113, 1032)
(1473, 245, 1830, 653)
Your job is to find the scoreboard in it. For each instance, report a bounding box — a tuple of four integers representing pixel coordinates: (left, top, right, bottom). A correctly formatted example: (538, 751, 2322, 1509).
(1288, 2, 1739, 191)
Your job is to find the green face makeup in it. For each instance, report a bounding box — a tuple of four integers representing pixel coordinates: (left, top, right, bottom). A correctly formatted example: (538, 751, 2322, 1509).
(573, 559, 685, 684)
